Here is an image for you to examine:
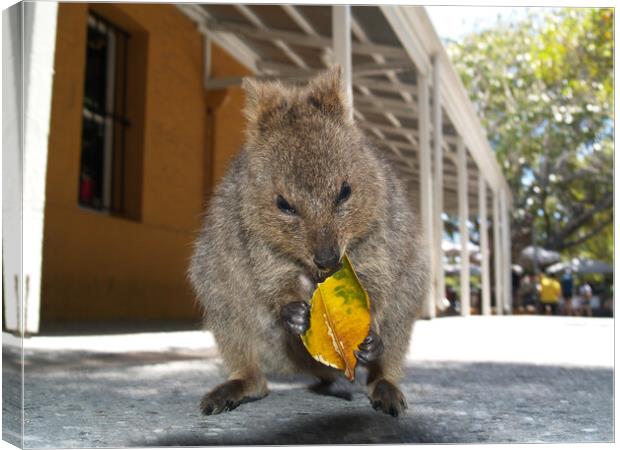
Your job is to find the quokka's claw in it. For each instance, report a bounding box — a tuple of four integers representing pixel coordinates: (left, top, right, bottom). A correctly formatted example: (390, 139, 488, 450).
(355, 329, 384, 364)
(281, 301, 310, 335)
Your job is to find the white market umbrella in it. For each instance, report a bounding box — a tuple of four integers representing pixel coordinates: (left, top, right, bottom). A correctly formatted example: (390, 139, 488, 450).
(442, 240, 480, 257)
(546, 258, 613, 275)
(444, 263, 482, 276)
(520, 246, 561, 267)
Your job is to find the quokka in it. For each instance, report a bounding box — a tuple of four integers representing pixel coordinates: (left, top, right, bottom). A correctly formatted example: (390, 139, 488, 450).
(188, 66, 430, 417)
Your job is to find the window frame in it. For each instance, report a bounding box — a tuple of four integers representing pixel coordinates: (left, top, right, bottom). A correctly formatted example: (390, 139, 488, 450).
(78, 11, 131, 217)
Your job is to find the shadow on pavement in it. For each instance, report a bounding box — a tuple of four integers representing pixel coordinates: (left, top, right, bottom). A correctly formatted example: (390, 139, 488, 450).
(2, 341, 613, 447)
(132, 361, 613, 446)
(141, 411, 429, 445)
(4, 345, 214, 373)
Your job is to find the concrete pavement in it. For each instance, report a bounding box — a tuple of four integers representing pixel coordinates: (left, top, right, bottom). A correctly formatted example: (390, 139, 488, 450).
(2, 316, 614, 447)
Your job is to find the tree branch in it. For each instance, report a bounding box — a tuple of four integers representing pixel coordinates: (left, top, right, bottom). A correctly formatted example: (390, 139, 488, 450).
(562, 217, 613, 249)
(549, 191, 613, 248)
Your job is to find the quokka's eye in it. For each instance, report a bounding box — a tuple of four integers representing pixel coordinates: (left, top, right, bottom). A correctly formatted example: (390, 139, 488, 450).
(337, 182, 352, 205)
(276, 195, 297, 215)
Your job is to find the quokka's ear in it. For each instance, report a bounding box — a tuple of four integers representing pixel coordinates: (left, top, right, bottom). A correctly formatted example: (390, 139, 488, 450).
(242, 77, 290, 137)
(305, 65, 350, 120)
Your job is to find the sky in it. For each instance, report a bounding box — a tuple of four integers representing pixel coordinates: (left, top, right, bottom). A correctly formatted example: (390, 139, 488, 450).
(425, 6, 536, 42)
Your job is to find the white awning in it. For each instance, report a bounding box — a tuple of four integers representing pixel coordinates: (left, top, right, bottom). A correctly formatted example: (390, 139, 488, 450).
(177, 4, 511, 215)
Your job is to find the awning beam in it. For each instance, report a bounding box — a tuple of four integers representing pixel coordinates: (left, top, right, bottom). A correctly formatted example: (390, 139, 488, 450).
(257, 60, 414, 77)
(354, 78, 418, 96)
(205, 18, 409, 59)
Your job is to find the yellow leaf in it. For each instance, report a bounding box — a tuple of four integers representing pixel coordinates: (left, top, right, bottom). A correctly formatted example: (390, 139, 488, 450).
(300, 255, 371, 381)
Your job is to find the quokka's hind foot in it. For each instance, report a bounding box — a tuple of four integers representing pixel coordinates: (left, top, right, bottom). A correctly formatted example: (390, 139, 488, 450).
(200, 378, 268, 415)
(369, 379, 407, 417)
(309, 378, 353, 401)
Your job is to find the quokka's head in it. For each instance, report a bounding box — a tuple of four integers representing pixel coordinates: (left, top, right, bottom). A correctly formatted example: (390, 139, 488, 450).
(239, 66, 387, 280)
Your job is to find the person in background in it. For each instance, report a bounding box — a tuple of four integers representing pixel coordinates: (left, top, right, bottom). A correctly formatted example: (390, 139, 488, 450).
(561, 270, 574, 315)
(579, 281, 593, 317)
(517, 274, 538, 314)
(446, 285, 457, 315)
(512, 269, 522, 313)
(539, 274, 561, 315)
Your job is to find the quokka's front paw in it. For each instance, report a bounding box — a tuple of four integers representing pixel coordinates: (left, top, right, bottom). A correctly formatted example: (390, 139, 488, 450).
(280, 301, 310, 335)
(354, 329, 384, 364)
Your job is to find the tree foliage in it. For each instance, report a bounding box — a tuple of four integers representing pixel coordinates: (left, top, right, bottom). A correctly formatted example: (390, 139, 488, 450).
(447, 8, 613, 263)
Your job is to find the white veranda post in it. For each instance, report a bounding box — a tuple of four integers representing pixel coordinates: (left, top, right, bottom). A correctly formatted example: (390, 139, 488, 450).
(432, 55, 444, 315)
(493, 191, 504, 315)
(457, 138, 470, 316)
(501, 189, 512, 313)
(2, 4, 23, 334)
(2, 2, 58, 334)
(332, 5, 353, 120)
(417, 73, 435, 319)
(478, 174, 491, 316)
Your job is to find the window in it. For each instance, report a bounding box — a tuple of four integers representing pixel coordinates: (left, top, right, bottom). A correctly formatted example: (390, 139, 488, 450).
(78, 12, 130, 216)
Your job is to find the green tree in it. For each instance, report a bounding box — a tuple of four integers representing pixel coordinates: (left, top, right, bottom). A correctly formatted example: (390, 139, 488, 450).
(447, 8, 613, 263)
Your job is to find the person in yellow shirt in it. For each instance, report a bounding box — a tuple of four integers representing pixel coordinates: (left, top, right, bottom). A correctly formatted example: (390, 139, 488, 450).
(538, 274, 561, 315)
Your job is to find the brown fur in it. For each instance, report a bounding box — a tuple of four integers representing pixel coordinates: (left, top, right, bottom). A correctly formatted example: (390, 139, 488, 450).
(188, 66, 430, 416)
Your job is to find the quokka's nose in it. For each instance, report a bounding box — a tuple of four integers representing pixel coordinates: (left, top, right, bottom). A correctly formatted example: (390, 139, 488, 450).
(313, 250, 340, 271)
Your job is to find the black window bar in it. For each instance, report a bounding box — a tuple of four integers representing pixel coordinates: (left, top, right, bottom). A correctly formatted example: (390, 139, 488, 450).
(78, 11, 131, 216)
